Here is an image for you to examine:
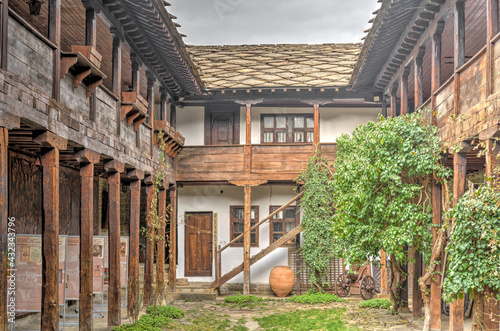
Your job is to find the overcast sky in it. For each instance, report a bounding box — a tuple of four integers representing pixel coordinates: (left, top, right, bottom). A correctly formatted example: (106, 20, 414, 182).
(168, 0, 381, 45)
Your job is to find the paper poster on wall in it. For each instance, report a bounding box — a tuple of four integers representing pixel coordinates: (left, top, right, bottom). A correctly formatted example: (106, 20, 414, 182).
(14, 235, 42, 312)
(93, 237, 105, 293)
(104, 237, 109, 290)
(65, 237, 80, 300)
(120, 237, 129, 287)
(58, 236, 66, 305)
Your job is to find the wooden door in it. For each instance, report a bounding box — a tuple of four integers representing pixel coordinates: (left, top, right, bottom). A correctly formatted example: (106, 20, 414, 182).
(211, 112, 234, 145)
(185, 212, 213, 277)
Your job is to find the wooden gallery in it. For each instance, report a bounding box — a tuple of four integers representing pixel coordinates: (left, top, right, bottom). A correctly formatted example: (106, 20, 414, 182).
(0, 0, 498, 331)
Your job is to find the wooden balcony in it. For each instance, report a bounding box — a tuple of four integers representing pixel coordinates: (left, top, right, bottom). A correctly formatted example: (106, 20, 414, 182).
(121, 92, 148, 131)
(176, 143, 337, 183)
(154, 120, 185, 157)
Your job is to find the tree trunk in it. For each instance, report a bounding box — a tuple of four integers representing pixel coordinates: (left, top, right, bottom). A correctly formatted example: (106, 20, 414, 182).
(389, 255, 406, 313)
(472, 290, 484, 331)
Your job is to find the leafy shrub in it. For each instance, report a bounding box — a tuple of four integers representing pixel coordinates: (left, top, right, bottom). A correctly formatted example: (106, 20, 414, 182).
(256, 308, 353, 330)
(146, 305, 185, 319)
(136, 314, 172, 327)
(287, 292, 345, 304)
(358, 298, 391, 309)
(224, 293, 264, 304)
(113, 323, 162, 331)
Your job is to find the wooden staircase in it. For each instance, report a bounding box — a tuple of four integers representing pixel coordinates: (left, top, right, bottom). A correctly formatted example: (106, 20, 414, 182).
(210, 191, 304, 289)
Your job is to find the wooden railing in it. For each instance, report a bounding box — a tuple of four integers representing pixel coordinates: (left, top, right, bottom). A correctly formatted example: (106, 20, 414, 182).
(213, 191, 304, 289)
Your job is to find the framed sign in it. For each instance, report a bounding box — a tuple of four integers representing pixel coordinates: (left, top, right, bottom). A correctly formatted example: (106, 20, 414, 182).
(14, 235, 42, 312)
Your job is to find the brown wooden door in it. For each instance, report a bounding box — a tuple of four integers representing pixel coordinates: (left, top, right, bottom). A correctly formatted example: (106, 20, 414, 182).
(185, 212, 213, 277)
(211, 112, 234, 145)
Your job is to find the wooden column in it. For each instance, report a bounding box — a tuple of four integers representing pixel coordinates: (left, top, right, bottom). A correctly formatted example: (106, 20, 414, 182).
(380, 250, 388, 294)
(75, 150, 100, 331)
(0, 128, 7, 331)
(454, 1, 466, 116)
(487, 0, 499, 96)
(143, 176, 154, 306)
(0, 0, 9, 70)
(168, 188, 177, 292)
(411, 248, 423, 317)
(83, 2, 97, 121)
(486, 138, 499, 178)
(243, 185, 251, 295)
(127, 169, 144, 318)
(431, 28, 443, 120)
(111, 29, 121, 134)
(245, 104, 252, 174)
(390, 85, 398, 118)
(450, 147, 468, 331)
(34, 132, 67, 331)
(105, 160, 125, 327)
(170, 103, 177, 129)
(313, 104, 320, 145)
(401, 74, 409, 116)
(160, 90, 168, 121)
(131, 55, 140, 94)
(431, 180, 443, 330)
(147, 73, 155, 126)
(415, 56, 424, 110)
(381, 97, 388, 118)
(156, 186, 167, 298)
(49, 0, 61, 101)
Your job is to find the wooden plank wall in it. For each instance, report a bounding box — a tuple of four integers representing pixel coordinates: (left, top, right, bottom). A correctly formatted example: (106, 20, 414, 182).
(492, 37, 500, 93)
(458, 51, 487, 114)
(252, 145, 312, 175)
(434, 78, 455, 128)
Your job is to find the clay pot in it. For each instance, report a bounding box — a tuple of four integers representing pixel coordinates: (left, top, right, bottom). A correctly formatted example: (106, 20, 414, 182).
(269, 266, 295, 297)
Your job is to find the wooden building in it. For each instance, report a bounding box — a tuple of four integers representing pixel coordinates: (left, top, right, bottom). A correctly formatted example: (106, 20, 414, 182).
(175, 44, 381, 293)
(351, 0, 500, 329)
(0, 0, 200, 329)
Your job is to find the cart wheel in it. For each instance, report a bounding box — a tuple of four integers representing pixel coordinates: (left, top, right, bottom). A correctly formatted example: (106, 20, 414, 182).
(335, 274, 350, 297)
(360, 275, 376, 300)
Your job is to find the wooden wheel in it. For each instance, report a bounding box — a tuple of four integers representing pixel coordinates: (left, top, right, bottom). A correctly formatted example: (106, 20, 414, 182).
(360, 275, 376, 300)
(335, 274, 350, 297)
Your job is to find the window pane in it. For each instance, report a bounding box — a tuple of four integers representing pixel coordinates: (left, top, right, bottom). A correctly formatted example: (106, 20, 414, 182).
(306, 117, 314, 128)
(276, 116, 286, 128)
(264, 132, 274, 143)
(306, 131, 314, 143)
(294, 132, 304, 143)
(234, 208, 243, 219)
(250, 209, 256, 219)
(276, 131, 287, 143)
(274, 234, 282, 241)
(263, 116, 274, 128)
(273, 222, 283, 232)
(285, 209, 295, 219)
(286, 222, 295, 232)
(234, 222, 243, 233)
(251, 233, 256, 244)
(273, 210, 283, 219)
(294, 117, 304, 128)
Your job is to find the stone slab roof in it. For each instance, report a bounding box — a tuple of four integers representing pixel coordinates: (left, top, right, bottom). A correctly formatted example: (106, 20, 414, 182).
(187, 44, 361, 90)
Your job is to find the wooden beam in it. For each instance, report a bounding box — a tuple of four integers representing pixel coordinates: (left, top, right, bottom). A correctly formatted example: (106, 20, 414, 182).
(0, 0, 8, 70)
(243, 185, 251, 295)
(313, 104, 320, 144)
(156, 188, 166, 299)
(76, 149, 99, 331)
(450, 150, 467, 331)
(143, 179, 154, 307)
(48, 0, 61, 101)
(229, 180, 267, 187)
(0, 128, 7, 331)
(401, 74, 409, 115)
(168, 188, 177, 293)
(431, 179, 442, 330)
(127, 169, 143, 318)
(414, 56, 424, 109)
(105, 160, 123, 327)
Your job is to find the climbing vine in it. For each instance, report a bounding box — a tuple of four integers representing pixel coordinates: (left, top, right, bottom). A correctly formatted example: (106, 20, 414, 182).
(296, 152, 336, 288)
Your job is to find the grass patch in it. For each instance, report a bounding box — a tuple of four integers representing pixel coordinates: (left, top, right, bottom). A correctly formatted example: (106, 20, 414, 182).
(255, 308, 357, 330)
(146, 305, 185, 319)
(287, 292, 345, 304)
(224, 293, 264, 304)
(358, 298, 391, 309)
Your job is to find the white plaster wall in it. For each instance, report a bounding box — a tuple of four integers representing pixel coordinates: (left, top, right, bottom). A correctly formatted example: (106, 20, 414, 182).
(177, 185, 300, 284)
(176, 106, 205, 146)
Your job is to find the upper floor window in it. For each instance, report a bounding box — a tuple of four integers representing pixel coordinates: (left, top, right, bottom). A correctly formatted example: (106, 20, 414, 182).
(261, 114, 314, 144)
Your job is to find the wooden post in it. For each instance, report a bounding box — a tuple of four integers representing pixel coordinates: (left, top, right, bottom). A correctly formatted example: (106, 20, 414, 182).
(83, 2, 97, 48)
(411, 248, 423, 317)
(0, 0, 9, 70)
(380, 250, 388, 294)
(390, 85, 398, 118)
(170, 103, 177, 130)
(431, 28, 443, 122)
(105, 160, 125, 327)
(156, 187, 167, 299)
(245, 104, 252, 174)
(127, 169, 144, 318)
(487, 0, 499, 96)
(401, 74, 408, 116)
(415, 56, 424, 110)
(143, 176, 154, 306)
(313, 104, 320, 145)
(243, 185, 251, 295)
(431, 180, 443, 330)
(34, 132, 67, 331)
(454, 1, 466, 116)
(131, 55, 140, 94)
(168, 188, 177, 292)
(48, 0, 61, 101)
(111, 29, 121, 134)
(450, 148, 468, 331)
(75, 150, 100, 331)
(0, 128, 7, 331)
(147, 73, 155, 126)
(160, 90, 167, 121)
(381, 97, 388, 118)
(486, 139, 499, 179)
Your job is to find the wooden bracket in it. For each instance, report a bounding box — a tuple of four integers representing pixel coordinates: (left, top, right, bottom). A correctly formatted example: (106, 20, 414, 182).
(61, 57, 78, 79)
(104, 159, 125, 173)
(34, 131, 67, 150)
(86, 78, 102, 97)
(127, 112, 140, 127)
(75, 149, 100, 164)
(143, 175, 154, 185)
(229, 180, 268, 187)
(121, 105, 133, 120)
(74, 68, 92, 88)
(0, 111, 20, 129)
(133, 116, 146, 131)
(448, 141, 472, 155)
(127, 169, 145, 180)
